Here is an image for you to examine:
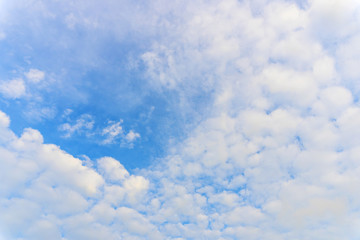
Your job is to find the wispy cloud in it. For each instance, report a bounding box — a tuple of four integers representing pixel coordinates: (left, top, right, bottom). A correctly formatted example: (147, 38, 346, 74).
(101, 121, 141, 146)
(58, 114, 95, 138)
(58, 112, 141, 147)
(101, 121, 123, 144)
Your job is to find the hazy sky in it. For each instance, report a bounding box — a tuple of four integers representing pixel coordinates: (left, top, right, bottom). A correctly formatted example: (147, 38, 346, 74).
(1, 0, 360, 239)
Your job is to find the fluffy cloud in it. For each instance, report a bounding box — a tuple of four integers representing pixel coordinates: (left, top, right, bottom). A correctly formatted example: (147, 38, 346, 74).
(0, 112, 156, 239)
(137, 0, 360, 238)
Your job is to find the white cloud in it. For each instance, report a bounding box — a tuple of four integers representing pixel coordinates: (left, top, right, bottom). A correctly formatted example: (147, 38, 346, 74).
(97, 157, 129, 182)
(25, 69, 45, 84)
(133, 0, 360, 238)
(0, 110, 156, 239)
(125, 130, 140, 142)
(3, 0, 360, 239)
(58, 114, 94, 138)
(312, 86, 353, 118)
(309, 0, 360, 40)
(101, 121, 123, 144)
(0, 111, 10, 128)
(0, 69, 54, 122)
(101, 121, 140, 146)
(57, 116, 140, 146)
(0, 78, 26, 99)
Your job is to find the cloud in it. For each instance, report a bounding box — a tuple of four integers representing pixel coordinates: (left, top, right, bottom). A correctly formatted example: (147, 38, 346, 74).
(101, 121, 123, 144)
(125, 130, 140, 142)
(97, 156, 129, 182)
(58, 114, 94, 138)
(0, 111, 10, 128)
(0, 69, 56, 122)
(0, 78, 26, 99)
(132, 0, 360, 238)
(61, 108, 73, 118)
(25, 69, 45, 84)
(58, 115, 141, 147)
(0, 110, 158, 239)
(2, 0, 360, 239)
(101, 121, 140, 146)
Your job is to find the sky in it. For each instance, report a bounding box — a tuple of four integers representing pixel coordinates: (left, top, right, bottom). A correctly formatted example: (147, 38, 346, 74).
(1, 0, 360, 239)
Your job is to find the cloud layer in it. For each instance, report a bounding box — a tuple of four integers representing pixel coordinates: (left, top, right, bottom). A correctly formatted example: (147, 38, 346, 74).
(1, 0, 360, 239)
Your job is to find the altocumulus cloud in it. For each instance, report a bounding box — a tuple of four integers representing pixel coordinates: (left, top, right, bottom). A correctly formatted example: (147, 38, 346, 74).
(2, 0, 360, 239)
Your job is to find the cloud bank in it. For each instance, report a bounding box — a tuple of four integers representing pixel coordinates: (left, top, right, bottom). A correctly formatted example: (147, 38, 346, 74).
(1, 0, 360, 239)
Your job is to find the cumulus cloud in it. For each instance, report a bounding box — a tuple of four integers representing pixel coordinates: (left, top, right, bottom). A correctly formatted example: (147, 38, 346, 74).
(135, 0, 360, 238)
(0, 111, 157, 239)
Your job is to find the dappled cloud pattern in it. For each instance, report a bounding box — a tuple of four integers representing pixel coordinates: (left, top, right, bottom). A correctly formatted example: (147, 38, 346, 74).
(1, 0, 360, 239)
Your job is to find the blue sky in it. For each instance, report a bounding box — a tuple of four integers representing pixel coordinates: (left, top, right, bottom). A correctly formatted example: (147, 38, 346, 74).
(1, 0, 360, 239)
(0, 0, 201, 169)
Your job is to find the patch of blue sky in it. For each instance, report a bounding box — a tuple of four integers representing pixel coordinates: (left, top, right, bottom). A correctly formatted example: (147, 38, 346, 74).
(0, 30, 215, 171)
(0, 1, 204, 170)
